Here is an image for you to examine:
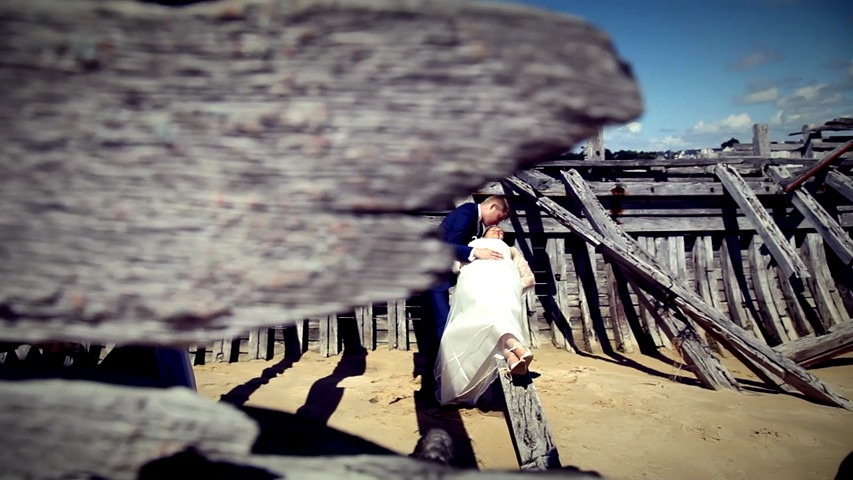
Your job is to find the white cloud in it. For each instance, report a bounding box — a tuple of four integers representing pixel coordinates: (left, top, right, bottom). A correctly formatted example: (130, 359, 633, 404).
(626, 122, 642, 134)
(776, 82, 843, 109)
(735, 87, 779, 104)
(690, 113, 753, 135)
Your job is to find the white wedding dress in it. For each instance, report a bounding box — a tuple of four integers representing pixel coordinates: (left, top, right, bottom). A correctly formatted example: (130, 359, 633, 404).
(434, 237, 528, 406)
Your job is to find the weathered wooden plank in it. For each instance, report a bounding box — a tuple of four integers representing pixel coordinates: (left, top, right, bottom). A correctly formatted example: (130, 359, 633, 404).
(421, 207, 853, 234)
(571, 239, 603, 354)
(354, 305, 374, 351)
(247, 329, 261, 360)
(826, 169, 853, 202)
(521, 289, 541, 349)
(769, 166, 853, 268)
(506, 174, 852, 408)
(775, 321, 853, 367)
(803, 234, 848, 329)
(605, 262, 636, 353)
(318, 314, 339, 358)
(715, 164, 810, 281)
(495, 358, 561, 471)
(395, 299, 409, 352)
(747, 237, 790, 345)
(0, 0, 641, 347)
(776, 260, 815, 339)
(533, 156, 853, 169)
(636, 237, 666, 348)
(692, 236, 724, 354)
(719, 236, 760, 337)
(545, 238, 569, 351)
(479, 179, 781, 197)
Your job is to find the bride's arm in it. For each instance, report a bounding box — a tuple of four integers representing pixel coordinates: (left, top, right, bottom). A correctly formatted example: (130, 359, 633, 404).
(510, 247, 535, 289)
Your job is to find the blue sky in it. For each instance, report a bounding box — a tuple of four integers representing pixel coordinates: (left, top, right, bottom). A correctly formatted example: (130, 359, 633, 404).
(501, 0, 852, 151)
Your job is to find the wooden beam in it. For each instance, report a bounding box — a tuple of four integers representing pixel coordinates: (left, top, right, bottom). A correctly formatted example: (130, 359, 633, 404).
(774, 321, 853, 368)
(769, 166, 853, 268)
(505, 174, 852, 409)
(781, 140, 853, 193)
(560, 172, 737, 390)
(495, 359, 562, 471)
(802, 234, 848, 330)
(628, 275, 740, 390)
(825, 169, 853, 202)
(715, 164, 810, 282)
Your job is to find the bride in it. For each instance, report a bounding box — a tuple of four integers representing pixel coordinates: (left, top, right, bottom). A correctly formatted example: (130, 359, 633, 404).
(434, 226, 535, 406)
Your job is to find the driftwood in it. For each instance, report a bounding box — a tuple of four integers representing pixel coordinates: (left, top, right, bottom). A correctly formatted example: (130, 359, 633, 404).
(503, 175, 852, 409)
(0, 0, 642, 346)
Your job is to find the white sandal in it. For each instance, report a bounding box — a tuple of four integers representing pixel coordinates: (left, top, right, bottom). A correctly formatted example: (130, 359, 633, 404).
(509, 345, 534, 367)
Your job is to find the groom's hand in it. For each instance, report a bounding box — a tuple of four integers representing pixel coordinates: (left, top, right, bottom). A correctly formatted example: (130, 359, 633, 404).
(473, 248, 503, 260)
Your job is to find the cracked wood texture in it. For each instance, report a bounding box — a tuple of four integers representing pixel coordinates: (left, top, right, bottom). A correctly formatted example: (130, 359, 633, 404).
(0, 0, 642, 346)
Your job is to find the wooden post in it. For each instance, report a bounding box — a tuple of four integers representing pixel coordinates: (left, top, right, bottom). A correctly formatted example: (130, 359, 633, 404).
(247, 328, 269, 360)
(571, 239, 603, 354)
(605, 262, 636, 353)
(752, 123, 770, 157)
(354, 305, 374, 351)
(396, 300, 409, 351)
(506, 174, 851, 408)
(802, 123, 818, 159)
(319, 314, 339, 358)
(495, 358, 561, 471)
(545, 238, 570, 351)
(582, 128, 605, 161)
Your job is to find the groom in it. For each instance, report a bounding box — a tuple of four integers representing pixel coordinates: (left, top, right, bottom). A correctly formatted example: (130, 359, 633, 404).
(419, 195, 510, 396)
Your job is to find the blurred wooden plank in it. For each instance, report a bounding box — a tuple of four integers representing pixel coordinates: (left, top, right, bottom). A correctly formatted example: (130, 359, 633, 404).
(0, 0, 641, 347)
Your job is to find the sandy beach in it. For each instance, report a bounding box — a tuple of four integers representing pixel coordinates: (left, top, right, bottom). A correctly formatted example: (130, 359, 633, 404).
(193, 344, 853, 479)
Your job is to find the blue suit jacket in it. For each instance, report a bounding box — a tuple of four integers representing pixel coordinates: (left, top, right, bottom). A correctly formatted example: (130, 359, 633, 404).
(435, 203, 479, 290)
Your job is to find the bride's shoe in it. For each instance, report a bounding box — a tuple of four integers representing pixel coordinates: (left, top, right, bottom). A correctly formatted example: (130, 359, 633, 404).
(504, 351, 527, 375)
(509, 345, 534, 367)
